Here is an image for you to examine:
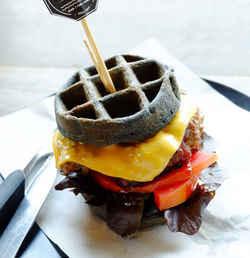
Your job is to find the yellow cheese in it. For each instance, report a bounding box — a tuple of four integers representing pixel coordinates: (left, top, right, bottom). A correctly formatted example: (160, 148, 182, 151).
(53, 95, 197, 182)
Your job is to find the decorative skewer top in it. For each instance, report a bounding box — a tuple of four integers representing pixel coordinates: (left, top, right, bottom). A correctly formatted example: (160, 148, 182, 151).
(43, 0, 99, 21)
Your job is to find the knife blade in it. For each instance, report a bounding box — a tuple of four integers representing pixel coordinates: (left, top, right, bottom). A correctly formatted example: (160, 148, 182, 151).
(0, 171, 25, 235)
(0, 141, 57, 258)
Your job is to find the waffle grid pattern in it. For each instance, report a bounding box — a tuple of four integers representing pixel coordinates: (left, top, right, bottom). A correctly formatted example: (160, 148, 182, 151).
(55, 55, 180, 146)
(60, 55, 171, 120)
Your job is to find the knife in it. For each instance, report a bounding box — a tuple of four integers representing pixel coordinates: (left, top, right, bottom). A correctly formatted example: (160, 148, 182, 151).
(204, 79, 250, 112)
(0, 140, 57, 258)
(0, 171, 25, 235)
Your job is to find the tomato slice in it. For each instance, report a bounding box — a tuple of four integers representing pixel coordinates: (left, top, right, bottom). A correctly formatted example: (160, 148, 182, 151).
(92, 172, 124, 192)
(92, 151, 218, 194)
(154, 174, 199, 211)
(137, 151, 217, 193)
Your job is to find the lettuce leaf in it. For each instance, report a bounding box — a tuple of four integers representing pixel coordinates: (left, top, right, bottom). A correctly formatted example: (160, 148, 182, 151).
(107, 192, 148, 238)
(55, 163, 223, 237)
(164, 186, 215, 235)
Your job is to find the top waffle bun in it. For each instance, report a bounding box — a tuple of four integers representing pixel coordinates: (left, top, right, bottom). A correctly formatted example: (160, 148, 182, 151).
(55, 55, 181, 146)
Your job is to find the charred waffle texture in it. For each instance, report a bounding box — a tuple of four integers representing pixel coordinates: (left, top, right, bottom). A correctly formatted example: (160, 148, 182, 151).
(55, 55, 180, 146)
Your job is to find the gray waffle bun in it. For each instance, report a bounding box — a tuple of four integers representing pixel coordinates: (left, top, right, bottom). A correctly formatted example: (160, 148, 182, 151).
(55, 55, 180, 146)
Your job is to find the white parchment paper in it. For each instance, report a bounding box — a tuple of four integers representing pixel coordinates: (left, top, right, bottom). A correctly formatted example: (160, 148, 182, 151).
(0, 39, 250, 258)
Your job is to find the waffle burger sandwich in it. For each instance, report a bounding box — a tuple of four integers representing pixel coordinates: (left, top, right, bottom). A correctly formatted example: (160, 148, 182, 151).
(53, 55, 220, 237)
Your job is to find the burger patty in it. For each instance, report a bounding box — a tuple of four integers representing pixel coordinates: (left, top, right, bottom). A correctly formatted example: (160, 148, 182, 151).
(60, 109, 204, 185)
(167, 108, 204, 168)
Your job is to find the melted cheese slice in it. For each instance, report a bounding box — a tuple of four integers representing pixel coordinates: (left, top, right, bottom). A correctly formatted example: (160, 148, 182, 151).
(53, 95, 197, 182)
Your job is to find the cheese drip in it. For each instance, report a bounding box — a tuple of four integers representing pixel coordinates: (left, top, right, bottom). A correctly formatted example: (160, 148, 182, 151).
(53, 95, 197, 182)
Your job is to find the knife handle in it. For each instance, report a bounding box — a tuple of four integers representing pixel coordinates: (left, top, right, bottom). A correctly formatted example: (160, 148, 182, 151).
(0, 170, 25, 234)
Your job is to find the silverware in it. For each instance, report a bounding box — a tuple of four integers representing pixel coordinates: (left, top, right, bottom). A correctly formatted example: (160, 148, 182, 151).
(0, 171, 25, 235)
(0, 138, 57, 258)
